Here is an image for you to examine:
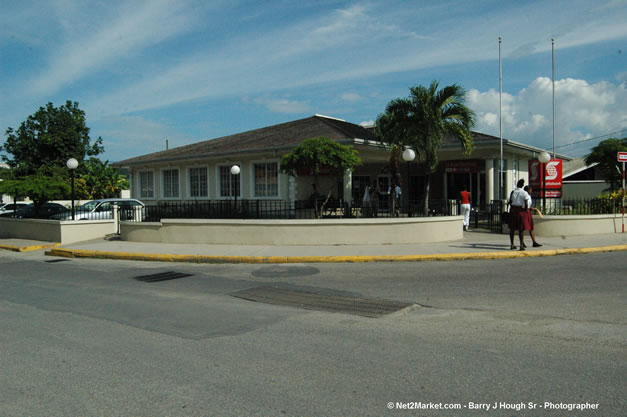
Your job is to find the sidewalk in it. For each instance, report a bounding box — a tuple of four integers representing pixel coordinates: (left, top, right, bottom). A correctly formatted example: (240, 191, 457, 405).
(2, 230, 619, 263)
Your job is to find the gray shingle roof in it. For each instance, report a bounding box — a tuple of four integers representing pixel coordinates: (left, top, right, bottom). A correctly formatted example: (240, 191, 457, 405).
(115, 115, 377, 166)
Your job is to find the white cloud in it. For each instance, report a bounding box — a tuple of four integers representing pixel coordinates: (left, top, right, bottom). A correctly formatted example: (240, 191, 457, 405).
(360, 120, 375, 127)
(92, 115, 194, 162)
(26, 0, 203, 96)
(254, 98, 311, 114)
(340, 93, 363, 102)
(467, 77, 627, 155)
(79, 1, 627, 117)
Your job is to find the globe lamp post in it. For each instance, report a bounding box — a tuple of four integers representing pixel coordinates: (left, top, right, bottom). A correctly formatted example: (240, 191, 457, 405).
(230, 165, 240, 214)
(402, 148, 416, 217)
(538, 151, 551, 213)
(66, 158, 79, 220)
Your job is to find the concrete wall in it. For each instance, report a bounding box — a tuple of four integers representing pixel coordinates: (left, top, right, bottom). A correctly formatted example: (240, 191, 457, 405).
(0, 218, 116, 244)
(533, 215, 624, 237)
(121, 216, 464, 245)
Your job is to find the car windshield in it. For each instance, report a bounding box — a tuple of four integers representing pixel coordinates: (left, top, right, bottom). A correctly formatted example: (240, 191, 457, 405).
(79, 201, 100, 211)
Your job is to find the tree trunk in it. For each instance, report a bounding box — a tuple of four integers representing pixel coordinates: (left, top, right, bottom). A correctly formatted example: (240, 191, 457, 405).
(423, 173, 431, 216)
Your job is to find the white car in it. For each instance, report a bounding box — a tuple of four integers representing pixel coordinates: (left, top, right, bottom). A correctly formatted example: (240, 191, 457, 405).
(0, 202, 30, 215)
(55, 198, 145, 220)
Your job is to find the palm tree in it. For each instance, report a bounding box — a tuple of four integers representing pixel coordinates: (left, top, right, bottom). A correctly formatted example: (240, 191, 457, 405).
(376, 81, 475, 216)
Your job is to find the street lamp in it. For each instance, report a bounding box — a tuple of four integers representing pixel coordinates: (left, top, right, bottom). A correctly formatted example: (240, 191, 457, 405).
(66, 158, 78, 220)
(538, 151, 551, 213)
(230, 164, 240, 213)
(402, 148, 416, 217)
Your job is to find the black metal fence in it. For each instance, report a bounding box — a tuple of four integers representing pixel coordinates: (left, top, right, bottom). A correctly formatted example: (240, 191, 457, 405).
(124, 198, 459, 222)
(540, 197, 623, 215)
(117, 197, 626, 223)
(2, 197, 621, 222)
(472, 197, 624, 234)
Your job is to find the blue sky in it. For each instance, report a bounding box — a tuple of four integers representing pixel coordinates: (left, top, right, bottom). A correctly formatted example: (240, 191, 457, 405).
(1, 0, 626, 163)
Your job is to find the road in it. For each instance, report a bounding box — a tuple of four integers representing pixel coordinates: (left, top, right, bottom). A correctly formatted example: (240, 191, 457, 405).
(1, 250, 625, 416)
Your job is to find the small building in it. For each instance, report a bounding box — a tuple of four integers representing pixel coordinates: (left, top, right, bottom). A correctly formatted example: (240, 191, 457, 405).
(114, 114, 570, 210)
(561, 158, 607, 198)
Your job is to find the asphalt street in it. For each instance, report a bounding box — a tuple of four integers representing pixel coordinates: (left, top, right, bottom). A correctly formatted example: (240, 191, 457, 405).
(1, 250, 625, 416)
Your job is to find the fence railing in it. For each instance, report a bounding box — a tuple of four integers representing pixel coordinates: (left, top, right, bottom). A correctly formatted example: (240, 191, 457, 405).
(2, 197, 621, 221)
(116, 198, 459, 222)
(539, 197, 622, 215)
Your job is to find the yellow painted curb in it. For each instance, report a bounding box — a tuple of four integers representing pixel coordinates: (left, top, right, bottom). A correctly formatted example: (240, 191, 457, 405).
(0, 242, 61, 252)
(45, 245, 627, 264)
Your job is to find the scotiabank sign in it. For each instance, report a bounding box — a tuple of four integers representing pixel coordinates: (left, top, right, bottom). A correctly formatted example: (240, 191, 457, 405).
(529, 159, 563, 191)
(443, 159, 483, 173)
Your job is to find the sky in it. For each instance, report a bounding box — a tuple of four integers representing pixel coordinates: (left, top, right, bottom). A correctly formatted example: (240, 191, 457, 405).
(1, 0, 626, 163)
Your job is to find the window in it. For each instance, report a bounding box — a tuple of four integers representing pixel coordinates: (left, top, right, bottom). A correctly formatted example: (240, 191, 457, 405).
(189, 167, 208, 197)
(254, 162, 278, 197)
(219, 166, 240, 197)
(352, 175, 370, 202)
(162, 169, 179, 198)
(139, 171, 154, 198)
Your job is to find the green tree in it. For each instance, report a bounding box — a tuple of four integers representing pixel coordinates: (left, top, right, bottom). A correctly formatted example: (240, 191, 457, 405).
(0, 175, 69, 213)
(83, 158, 129, 199)
(1, 101, 103, 176)
(584, 137, 627, 192)
(0, 165, 14, 180)
(376, 81, 475, 216)
(280, 137, 362, 217)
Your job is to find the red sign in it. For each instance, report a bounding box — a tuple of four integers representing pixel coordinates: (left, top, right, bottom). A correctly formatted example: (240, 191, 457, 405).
(530, 189, 562, 198)
(529, 159, 563, 190)
(618, 152, 627, 162)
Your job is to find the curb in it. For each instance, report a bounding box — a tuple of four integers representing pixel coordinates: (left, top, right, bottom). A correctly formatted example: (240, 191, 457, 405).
(45, 245, 627, 264)
(0, 242, 61, 252)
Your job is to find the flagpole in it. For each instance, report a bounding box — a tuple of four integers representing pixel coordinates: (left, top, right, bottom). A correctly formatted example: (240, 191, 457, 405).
(552, 38, 556, 158)
(499, 36, 503, 201)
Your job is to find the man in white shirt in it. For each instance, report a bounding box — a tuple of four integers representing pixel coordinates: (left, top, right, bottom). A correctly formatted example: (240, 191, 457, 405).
(507, 179, 531, 250)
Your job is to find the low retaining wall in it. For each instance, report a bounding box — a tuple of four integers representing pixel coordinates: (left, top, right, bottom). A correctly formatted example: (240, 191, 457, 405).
(533, 214, 624, 237)
(0, 218, 116, 244)
(120, 216, 464, 245)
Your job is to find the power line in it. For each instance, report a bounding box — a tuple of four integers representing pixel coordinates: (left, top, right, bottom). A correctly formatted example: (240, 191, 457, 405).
(554, 129, 627, 149)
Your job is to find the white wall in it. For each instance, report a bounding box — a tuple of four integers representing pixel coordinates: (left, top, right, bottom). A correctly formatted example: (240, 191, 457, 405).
(0, 218, 116, 243)
(534, 214, 623, 236)
(120, 216, 464, 245)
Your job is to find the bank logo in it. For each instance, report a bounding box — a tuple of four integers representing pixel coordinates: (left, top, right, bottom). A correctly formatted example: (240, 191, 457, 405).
(545, 161, 560, 180)
(529, 161, 540, 181)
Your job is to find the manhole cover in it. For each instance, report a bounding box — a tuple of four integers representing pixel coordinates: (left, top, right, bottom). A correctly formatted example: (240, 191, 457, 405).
(231, 286, 412, 318)
(133, 271, 193, 283)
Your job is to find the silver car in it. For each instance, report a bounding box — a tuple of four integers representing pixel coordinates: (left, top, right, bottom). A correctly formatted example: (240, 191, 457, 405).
(57, 198, 145, 220)
(0, 202, 30, 215)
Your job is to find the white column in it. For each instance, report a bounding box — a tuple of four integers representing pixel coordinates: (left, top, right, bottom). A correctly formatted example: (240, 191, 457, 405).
(343, 169, 352, 203)
(486, 159, 494, 202)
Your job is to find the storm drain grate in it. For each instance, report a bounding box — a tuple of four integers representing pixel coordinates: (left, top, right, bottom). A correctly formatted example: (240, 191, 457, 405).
(45, 259, 70, 263)
(231, 286, 413, 318)
(133, 271, 193, 283)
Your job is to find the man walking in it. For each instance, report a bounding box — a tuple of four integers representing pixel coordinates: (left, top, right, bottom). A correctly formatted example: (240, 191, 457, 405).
(507, 179, 531, 250)
(460, 184, 471, 231)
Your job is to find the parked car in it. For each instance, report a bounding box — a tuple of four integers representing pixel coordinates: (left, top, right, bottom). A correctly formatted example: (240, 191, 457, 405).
(0, 202, 69, 219)
(53, 198, 145, 220)
(0, 202, 30, 215)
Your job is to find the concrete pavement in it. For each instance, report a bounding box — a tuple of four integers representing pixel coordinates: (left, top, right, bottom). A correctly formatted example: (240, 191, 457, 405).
(2, 230, 626, 263)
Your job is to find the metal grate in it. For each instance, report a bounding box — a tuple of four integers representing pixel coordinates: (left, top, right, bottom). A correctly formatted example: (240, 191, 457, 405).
(231, 286, 413, 318)
(44, 259, 70, 263)
(133, 271, 193, 283)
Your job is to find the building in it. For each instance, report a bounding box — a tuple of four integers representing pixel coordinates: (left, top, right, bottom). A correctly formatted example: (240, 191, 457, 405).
(114, 115, 570, 210)
(561, 158, 607, 198)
